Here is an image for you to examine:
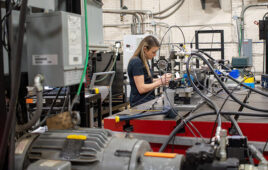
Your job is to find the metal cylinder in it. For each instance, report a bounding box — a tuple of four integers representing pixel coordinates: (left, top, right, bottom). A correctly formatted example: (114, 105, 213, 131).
(15, 129, 184, 170)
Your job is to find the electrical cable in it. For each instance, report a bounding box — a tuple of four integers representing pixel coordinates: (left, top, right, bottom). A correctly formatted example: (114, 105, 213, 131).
(198, 50, 231, 71)
(101, 54, 114, 72)
(95, 52, 118, 83)
(199, 50, 258, 94)
(159, 111, 268, 152)
(158, 29, 206, 142)
(191, 59, 235, 102)
(163, 88, 198, 139)
(16, 87, 43, 132)
(190, 26, 215, 56)
(186, 54, 222, 140)
(199, 50, 268, 98)
(61, 87, 69, 113)
(191, 52, 268, 112)
(160, 71, 206, 142)
(209, 80, 245, 143)
(31, 87, 63, 131)
(189, 57, 244, 140)
(115, 106, 176, 122)
(159, 25, 186, 58)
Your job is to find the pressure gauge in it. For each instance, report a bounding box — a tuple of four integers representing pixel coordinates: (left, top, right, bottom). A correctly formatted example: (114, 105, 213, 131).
(157, 59, 169, 70)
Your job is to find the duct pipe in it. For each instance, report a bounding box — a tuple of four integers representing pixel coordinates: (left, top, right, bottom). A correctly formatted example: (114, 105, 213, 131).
(103, 9, 143, 34)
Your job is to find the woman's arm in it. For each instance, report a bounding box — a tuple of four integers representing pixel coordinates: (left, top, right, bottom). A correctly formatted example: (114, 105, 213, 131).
(134, 75, 162, 94)
(134, 73, 172, 94)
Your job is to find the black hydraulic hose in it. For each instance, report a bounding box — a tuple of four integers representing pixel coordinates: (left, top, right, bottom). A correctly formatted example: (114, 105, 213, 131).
(192, 52, 268, 112)
(199, 50, 268, 98)
(1, 0, 28, 169)
(163, 87, 203, 140)
(31, 87, 63, 131)
(198, 50, 231, 71)
(159, 111, 268, 152)
(115, 106, 176, 122)
(212, 79, 246, 140)
(227, 75, 268, 97)
(16, 89, 43, 132)
(186, 55, 222, 136)
(101, 54, 114, 72)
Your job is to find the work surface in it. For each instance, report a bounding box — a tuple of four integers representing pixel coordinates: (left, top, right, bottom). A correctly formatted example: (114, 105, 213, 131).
(104, 86, 268, 143)
(108, 86, 268, 123)
(104, 86, 268, 155)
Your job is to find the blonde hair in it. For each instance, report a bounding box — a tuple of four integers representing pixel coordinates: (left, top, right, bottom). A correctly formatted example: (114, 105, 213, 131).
(130, 36, 160, 77)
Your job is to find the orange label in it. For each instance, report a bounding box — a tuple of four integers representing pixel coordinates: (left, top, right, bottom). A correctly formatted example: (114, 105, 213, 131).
(26, 98, 33, 104)
(144, 152, 177, 158)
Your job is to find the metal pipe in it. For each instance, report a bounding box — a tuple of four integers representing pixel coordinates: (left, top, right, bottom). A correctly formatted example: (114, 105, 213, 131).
(248, 144, 268, 164)
(240, 3, 268, 56)
(154, 0, 184, 19)
(103, 9, 152, 15)
(233, 17, 241, 55)
(103, 21, 169, 28)
(153, 0, 182, 15)
(103, 9, 143, 33)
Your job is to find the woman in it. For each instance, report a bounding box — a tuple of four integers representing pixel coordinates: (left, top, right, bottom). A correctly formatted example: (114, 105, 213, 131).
(127, 35, 171, 107)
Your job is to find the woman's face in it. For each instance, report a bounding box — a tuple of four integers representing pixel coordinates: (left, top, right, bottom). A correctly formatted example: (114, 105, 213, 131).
(144, 46, 159, 60)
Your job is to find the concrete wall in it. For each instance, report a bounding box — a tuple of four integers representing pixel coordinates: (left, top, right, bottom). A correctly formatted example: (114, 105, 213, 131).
(102, 0, 268, 76)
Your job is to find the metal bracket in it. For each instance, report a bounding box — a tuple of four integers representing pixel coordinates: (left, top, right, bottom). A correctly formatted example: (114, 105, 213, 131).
(90, 71, 115, 116)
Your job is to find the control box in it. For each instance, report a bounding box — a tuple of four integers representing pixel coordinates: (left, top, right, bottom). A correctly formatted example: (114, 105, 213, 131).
(261, 74, 268, 89)
(27, 11, 85, 87)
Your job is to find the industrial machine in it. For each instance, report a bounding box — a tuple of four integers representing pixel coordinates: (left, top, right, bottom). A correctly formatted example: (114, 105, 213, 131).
(2, 1, 268, 170)
(15, 128, 184, 170)
(104, 46, 268, 170)
(15, 128, 268, 170)
(157, 47, 210, 111)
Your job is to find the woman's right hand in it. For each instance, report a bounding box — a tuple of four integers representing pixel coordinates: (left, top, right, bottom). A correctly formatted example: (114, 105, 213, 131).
(159, 73, 172, 86)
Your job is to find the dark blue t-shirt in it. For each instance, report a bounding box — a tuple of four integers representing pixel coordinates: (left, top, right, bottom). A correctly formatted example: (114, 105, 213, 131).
(127, 57, 155, 107)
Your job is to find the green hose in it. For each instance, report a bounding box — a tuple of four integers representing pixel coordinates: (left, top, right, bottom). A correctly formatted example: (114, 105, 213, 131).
(77, 0, 90, 96)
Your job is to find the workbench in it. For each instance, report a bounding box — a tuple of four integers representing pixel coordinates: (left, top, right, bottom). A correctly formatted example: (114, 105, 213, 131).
(104, 86, 268, 158)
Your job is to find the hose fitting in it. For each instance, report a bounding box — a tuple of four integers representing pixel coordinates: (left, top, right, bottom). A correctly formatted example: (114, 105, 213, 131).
(34, 74, 44, 92)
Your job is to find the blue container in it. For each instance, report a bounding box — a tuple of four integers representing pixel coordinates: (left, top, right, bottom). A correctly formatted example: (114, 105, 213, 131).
(183, 73, 194, 86)
(229, 69, 240, 79)
(215, 70, 222, 75)
(243, 83, 255, 88)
